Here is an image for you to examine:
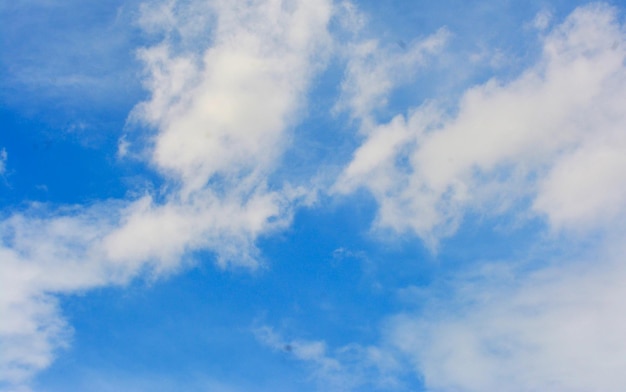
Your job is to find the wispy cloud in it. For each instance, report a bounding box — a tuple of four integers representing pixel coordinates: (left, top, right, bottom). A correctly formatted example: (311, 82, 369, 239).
(386, 236, 626, 391)
(3, 2, 626, 391)
(325, 4, 626, 391)
(0, 149, 6, 176)
(335, 3, 626, 246)
(255, 326, 406, 391)
(0, 0, 333, 388)
(0, 203, 122, 387)
(333, 23, 449, 125)
(0, 0, 142, 115)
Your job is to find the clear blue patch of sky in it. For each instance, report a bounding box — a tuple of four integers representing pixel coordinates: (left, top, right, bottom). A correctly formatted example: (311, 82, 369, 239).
(0, 107, 126, 205)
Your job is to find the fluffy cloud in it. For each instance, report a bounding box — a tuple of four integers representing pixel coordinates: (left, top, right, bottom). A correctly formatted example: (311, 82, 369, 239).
(331, 4, 626, 391)
(117, 0, 333, 270)
(0, 0, 332, 388)
(387, 238, 626, 391)
(0, 204, 122, 387)
(133, 0, 332, 193)
(5, 2, 626, 391)
(336, 3, 626, 244)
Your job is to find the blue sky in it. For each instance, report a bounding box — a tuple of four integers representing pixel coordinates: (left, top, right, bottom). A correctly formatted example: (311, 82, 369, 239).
(2, 1, 626, 391)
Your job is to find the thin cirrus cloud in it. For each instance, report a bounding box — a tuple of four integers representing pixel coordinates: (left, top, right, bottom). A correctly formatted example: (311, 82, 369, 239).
(255, 325, 405, 391)
(1, 1, 626, 392)
(0, 149, 6, 176)
(333, 25, 450, 123)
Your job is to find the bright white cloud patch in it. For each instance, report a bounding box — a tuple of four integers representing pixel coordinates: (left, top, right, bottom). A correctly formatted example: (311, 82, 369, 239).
(330, 4, 626, 391)
(336, 3, 626, 244)
(0, 0, 332, 388)
(134, 0, 332, 193)
(0, 204, 122, 386)
(119, 0, 333, 268)
(387, 240, 626, 392)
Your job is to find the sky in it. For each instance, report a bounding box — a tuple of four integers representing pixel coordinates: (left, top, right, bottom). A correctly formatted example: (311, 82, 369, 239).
(1, 0, 626, 391)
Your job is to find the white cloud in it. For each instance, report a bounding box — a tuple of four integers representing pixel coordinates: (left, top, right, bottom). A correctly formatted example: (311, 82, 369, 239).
(386, 238, 626, 392)
(329, 4, 626, 391)
(0, 203, 123, 387)
(532, 9, 553, 31)
(101, 187, 295, 272)
(6, 2, 626, 391)
(334, 25, 449, 125)
(0, 0, 333, 388)
(0, 188, 295, 387)
(260, 236, 626, 391)
(335, 3, 626, 244)
(129, 0, 334, 198)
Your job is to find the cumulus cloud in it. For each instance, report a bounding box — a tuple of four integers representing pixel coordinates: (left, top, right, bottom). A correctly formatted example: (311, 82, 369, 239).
(335, 3, 626, 244)
(0, 0, 333, 388)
